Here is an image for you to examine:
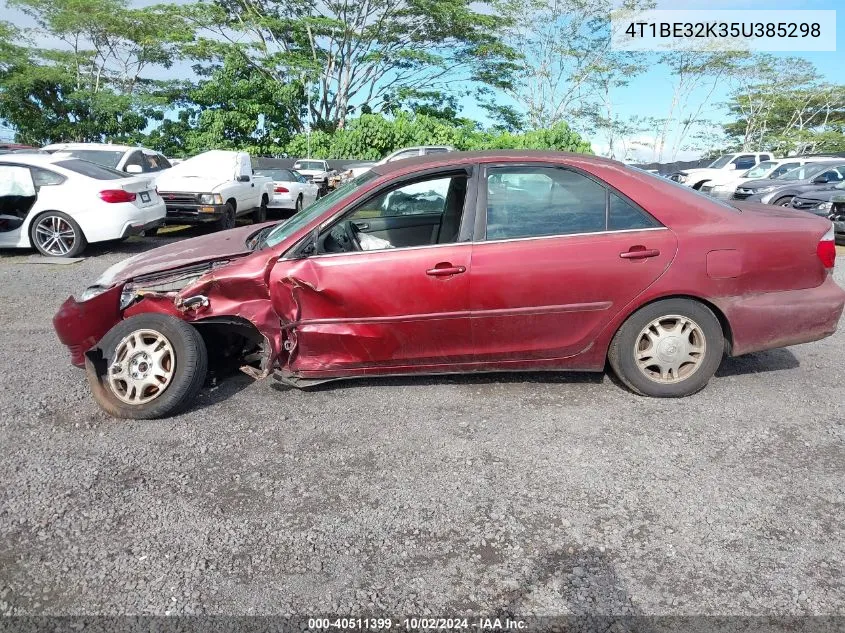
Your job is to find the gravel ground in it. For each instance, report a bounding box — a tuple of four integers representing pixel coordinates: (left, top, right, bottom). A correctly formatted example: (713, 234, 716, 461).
(1, 233, 844, 620)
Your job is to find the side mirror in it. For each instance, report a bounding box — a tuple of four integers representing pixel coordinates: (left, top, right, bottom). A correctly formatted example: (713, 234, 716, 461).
(297, 227, 320, 258)
(812, 174, 830, 184)
(125, 164, 143, 174)
(237, 175, 251, 183)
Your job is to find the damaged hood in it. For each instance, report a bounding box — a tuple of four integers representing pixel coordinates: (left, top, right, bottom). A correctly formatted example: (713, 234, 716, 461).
(94, 224, 270, 287)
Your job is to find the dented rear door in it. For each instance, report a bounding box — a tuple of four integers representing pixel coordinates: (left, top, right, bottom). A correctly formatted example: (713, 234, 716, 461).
(269, 244, 473, 374)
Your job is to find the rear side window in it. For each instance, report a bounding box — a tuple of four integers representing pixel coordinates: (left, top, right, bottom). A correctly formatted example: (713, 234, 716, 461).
(732, 155, 757, 170)
(31, 167, 65, 187)
(485, 166, 658, 240)
(55, 159, 126, 180)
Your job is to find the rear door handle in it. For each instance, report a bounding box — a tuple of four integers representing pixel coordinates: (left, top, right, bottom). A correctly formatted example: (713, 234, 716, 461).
(426, 264, 467, 277)
(620, 248, 660, 260)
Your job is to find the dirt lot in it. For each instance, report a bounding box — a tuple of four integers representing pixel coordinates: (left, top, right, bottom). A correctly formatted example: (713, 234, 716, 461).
(1, 233, 844, 618)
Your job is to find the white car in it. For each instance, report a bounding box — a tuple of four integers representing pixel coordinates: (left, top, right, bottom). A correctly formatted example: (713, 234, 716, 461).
(42, 143, 172, 175)
(291, 159, 336, 192)
(0, 154, 165, 257)
(376, 146, 455, 164)
(698, 157, 839, 199)
(669, 152, 774, 189)
(254, 168, 320, 213)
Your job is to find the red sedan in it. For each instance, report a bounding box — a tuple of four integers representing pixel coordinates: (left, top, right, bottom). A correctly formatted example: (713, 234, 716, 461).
(53, 151, 844, 419)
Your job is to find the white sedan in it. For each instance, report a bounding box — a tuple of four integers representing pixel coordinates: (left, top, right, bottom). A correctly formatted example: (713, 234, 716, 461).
(0, 154, 166, 257)
(255, 168, 320, 213)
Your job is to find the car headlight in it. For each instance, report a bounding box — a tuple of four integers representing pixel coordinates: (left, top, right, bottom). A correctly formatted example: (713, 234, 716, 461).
(79, 285, 112, 302)
(199, 193, 223, 205)
(814, 201, 834, 211)
(753, 186, 776, 194)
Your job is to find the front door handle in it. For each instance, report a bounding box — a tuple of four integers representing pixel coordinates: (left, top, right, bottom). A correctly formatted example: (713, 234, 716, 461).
(620, 247, 660, 260)
(426, 263, 467, 277)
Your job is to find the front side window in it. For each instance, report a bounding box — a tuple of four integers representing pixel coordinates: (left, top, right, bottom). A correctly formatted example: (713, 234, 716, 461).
(485, 166, 659, 240)
(351, 177, 453, 219)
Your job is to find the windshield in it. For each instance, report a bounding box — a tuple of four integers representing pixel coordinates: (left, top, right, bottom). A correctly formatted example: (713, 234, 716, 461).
(259, 172, 377, 249)
(707, 155, 734, 169)
(779, 162, 839, 181)
(58, 150, 124, 169)
(294, 161, 325, 171)
(743, 161, 777, 179)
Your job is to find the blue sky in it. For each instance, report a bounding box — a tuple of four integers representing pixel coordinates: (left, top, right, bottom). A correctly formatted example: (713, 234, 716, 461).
(2, 0, 843, 158)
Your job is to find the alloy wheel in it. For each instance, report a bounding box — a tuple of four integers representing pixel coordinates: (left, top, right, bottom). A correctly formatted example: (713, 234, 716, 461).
(634, 315, 706, 384)
(107, 329, 176, 405)
(34, 215, 77, 256)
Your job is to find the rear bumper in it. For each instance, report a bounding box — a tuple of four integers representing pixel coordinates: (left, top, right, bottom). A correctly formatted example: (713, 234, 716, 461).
(120, 217, 164, 238)
(53, 286, 123, 367)
(716, 275, 845, 356)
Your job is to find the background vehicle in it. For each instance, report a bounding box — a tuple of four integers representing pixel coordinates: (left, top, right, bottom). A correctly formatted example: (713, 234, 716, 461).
(376, 146, 455, 165)
(255, 168, 320, 214)
(291, 159, 335, 194)
(735, 161, 845, 206)
(791, 185, 845, 243)
(155, 151, 274, 231)
(699, 157, 833, 199)
(42, 143, 172, 175)
(669, 152, 774, 189)
(54, 151, 843, 419)
(0, 154, 164, 257)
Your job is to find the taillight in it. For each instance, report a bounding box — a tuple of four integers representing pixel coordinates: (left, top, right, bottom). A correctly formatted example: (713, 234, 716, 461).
(817, 224, 836, 269)
(99, 189, 137, 203)
(274, 185, 289, 193)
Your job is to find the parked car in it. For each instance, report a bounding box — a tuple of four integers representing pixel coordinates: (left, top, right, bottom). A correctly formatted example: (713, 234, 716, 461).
(254, 168, 320, 214)
(0, 154, 165, 257)
(734, 161, 845, 206)
(669, 152, 774, 189)
(376, 146, 455, 164)
(291, 159, 335, 194)
(42, 143, 172, 175)
(154, 151, 274, 231)
(0, 143, 38, 151)
(790, 185, 845, 243)
(699, 157, 834, 199)
(53, 150, 843, 419)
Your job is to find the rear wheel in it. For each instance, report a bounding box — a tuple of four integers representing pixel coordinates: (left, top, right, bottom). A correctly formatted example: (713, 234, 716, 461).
(774, 196, 794, 207)
(86, 314, 208, 419)
(253, 196, 268, 223)
(295, 195, 303, 214)
(215, 202, 236, 231)
(608, 298, 724, 397)
(30, 211, 87, 257)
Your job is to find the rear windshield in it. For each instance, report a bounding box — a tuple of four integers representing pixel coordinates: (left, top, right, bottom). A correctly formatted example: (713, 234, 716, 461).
(56, 149, 124, 169)
(55, 159, 127, 180)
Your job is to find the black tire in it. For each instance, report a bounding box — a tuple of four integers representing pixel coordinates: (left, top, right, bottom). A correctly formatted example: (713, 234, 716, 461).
(774, 196, 793, 207)
(85, 314, 208, 419)
(29, 211, 87, 257)
(608, 298, 724, 398)
(295, 195, 303, 214)
(253, 196, 268, 223)
(215, 202, 236, 231)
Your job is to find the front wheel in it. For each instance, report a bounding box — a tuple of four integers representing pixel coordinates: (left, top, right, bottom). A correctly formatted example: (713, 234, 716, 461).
(86, 314, 208, 419)
(774, 196, 794, 207)
(608, 298, 724, 397)
(215, 202, 236, 231)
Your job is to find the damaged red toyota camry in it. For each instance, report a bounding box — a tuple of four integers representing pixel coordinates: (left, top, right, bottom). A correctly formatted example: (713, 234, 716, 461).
(53, 151, 845, 419)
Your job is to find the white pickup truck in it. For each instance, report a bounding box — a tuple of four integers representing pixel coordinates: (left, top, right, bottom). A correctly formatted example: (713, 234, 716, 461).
(155, 150, 274, 232)
(669, 152, 774, 190)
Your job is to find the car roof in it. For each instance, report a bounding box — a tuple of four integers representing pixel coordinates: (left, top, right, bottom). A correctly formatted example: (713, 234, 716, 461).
(42, 142, 140, 152)
(370, 150, 622, 177)
(0, 153, 78, 167)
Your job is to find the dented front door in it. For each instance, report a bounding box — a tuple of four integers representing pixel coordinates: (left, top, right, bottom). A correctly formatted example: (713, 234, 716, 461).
(269, 244, 473, 375)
